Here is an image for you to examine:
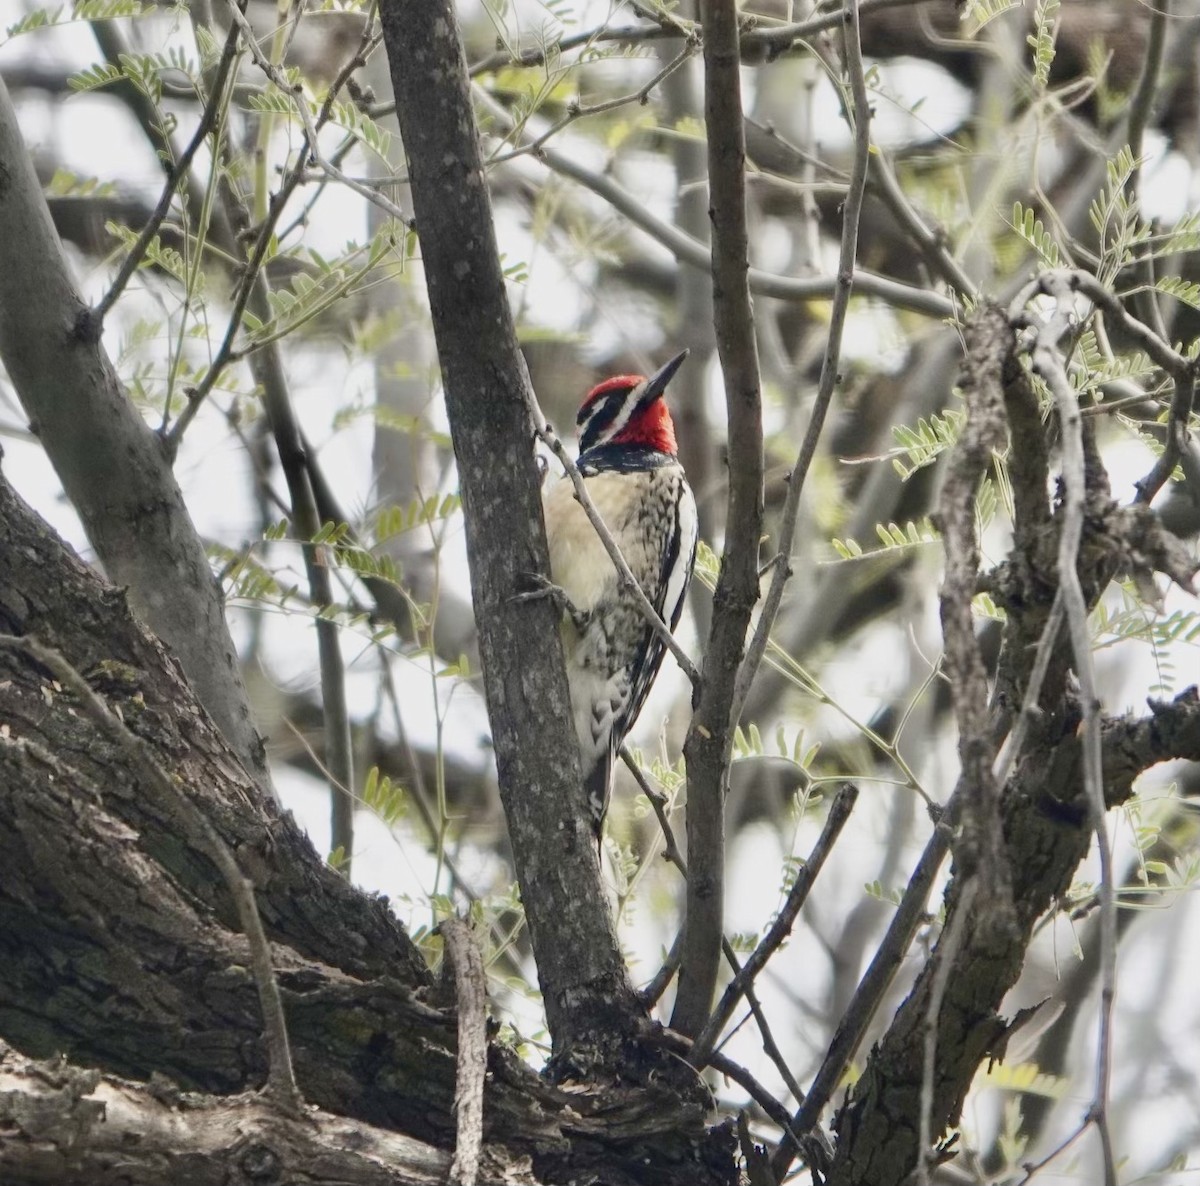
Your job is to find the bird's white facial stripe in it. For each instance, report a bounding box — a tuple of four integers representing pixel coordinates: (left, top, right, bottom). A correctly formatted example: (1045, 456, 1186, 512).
(601, 380, 646, 443)
(580, 380, 647, 449)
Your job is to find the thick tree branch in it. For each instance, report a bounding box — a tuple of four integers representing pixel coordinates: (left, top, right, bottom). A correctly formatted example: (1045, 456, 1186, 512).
(0, 471, 737, 1185)
(815, 300, 1198, 1184)
(0, 71, 271, 796)
(377, 0, 646, 1069)
(0, 1041, 534, 1186)
(0, 633, 302, 1113)
(934, 305, 1014, 917)
(672, 0, 764, 1038)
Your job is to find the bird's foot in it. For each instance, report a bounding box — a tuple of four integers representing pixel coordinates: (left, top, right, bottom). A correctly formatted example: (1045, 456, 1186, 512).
(512, 572, 589, 632)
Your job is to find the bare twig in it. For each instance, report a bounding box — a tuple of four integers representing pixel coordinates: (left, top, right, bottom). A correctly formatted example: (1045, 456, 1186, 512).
(1014, 1117, 1091, 1185)
(916, 880, 977, 1186)
(621, 746, 688, 873)
(0, 634, 302, 1113)
(471, 87, 953, 319)
(772, 809, 955, 1179)
(1022, 277, 1118, 1186)
(438, 918, 487, 1186)
(689, 784, 858, 1065)
(85, 14, 242, 334)
(730, 0, 872, 728)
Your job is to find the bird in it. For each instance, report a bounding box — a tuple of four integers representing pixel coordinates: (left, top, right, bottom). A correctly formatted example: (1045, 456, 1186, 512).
(531, 350, 698, 836)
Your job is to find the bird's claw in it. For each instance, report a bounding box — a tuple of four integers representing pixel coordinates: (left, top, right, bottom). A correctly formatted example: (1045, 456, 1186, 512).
(512, 572, 588, 631)
(511, 571, 557, 601)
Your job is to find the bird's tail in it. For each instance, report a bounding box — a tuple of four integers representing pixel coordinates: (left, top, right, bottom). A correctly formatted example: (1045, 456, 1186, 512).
(584, 744, 615, 842)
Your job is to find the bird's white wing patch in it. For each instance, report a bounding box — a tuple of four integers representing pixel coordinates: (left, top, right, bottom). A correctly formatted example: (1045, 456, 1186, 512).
(663, 480, 698, 633)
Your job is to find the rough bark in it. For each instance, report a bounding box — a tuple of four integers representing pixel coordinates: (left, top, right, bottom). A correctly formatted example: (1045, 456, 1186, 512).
(0, 1040, 532, 1186)
(673, 0, 765, 1039)
(0, 455, 736, 1184)
(0, 72, 271, 796)
(377, 0, 648, 1070)
(822, 310, 1200, 1186)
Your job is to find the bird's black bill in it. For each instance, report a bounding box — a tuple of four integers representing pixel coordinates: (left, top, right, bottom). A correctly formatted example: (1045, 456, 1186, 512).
(639, 349, 689, 406)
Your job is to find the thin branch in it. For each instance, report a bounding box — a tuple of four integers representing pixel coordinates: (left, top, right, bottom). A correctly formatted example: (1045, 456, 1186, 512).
(164, 13, 383, 452)
(488, 41, 699, 167)
(689, 783, 858, 1065)
(1126, 1, 1171, 353)
(1023, 277, 1118, 1186)
(0, 634, 302, 1113)
(729, 0, 872, 728)
(772, 809, 955, 1178)
(534, 422, 701, 689)
(742, 0, 933, 55)
(1015, 1117, 1092, 1186)
(85, 13, 243, 335)
(1133, 359, 1197, 506)
(621, 746, 688, 873)
(622, 746, 811, 1111)
(916, 880, 977, 1186)
(438, 918, 487, 1186)
(468, 23, 679, 78)
(225, 5, 400, 222)
(1125, 0, 1169, 215)
(869, 147, 977, 297)
(472, 87, 954, 319)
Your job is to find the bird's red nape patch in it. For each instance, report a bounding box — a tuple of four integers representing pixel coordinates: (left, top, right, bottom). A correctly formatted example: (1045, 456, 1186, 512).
(612, 397, 678, 455)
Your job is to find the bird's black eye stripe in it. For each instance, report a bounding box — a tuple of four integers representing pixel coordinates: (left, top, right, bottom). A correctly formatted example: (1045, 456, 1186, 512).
(578, 390, 628, 451)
